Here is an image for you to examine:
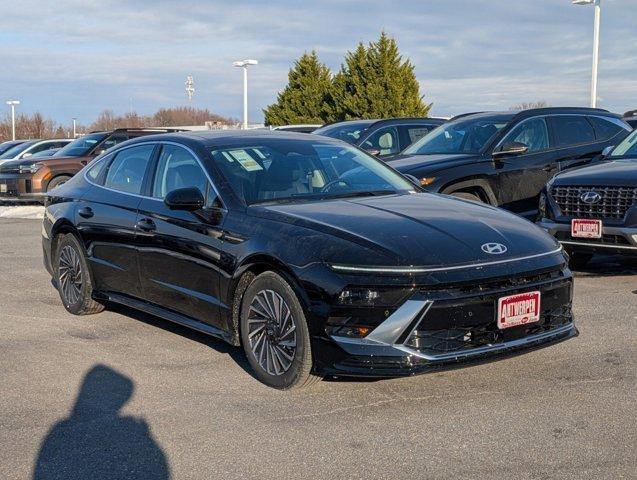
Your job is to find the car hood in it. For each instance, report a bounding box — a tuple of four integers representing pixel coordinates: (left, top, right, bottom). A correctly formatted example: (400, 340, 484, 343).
(386, 153, 480, 174)
(250, 193, 559, 267)
(552, 159, 637, 187)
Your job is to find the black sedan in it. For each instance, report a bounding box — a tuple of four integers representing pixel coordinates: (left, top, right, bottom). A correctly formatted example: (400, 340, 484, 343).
(314, 117, 445, 158)
(42, 131, 576, 389)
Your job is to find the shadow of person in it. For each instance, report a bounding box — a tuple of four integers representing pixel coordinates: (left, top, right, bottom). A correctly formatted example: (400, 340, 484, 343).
(33, 365, 170, 480)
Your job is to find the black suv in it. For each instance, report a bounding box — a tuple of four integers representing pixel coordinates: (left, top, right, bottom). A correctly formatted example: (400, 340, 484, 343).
(388, 108, 631, 218)
(313, 117, 446, 158)
(537, 128, 637, 267)
(623, 109, 637, 129)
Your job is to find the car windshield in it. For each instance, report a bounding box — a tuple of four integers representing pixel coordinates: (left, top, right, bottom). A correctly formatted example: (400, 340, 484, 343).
(31, 148, 61, 158)
(0, 140, 38, 160)
(55, 133, 108, 157)
(0, 141, 24, 155)
(210, 138, 414, 205)
(609, 129, 637, 158)
(313, 121, 375, 144)
(403, 115, 511, 155)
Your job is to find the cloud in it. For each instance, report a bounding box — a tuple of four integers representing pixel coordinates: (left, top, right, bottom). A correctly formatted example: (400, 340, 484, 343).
(0, 0, 635, 123)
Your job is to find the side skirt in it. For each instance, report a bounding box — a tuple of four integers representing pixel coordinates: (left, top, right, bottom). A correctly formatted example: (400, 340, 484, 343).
(96, 292, 236, 345)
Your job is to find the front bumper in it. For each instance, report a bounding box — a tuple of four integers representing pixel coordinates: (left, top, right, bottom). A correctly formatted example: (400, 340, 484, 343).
(316, 266, 576, 377)
(537, 218, 637, 255)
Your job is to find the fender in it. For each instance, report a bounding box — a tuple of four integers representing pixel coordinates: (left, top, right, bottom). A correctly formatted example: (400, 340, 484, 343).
(440, 178, 498, 205)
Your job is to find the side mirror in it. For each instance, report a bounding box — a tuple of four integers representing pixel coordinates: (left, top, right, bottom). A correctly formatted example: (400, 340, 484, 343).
(493, 141, 529, 157)
(601, 145, 614, 158)
(403, 174, 421, 188)
(164, 187, 205, 211)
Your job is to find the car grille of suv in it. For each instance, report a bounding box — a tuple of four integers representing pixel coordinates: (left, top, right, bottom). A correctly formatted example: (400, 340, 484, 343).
(550, 186, 637, 220)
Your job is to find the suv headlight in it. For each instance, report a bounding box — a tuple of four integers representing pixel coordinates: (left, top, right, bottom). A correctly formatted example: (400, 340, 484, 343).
(19, 163, 43, 174)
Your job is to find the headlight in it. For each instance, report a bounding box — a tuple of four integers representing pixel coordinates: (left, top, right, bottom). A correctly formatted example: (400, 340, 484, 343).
(419, 177, 436, 187)
(337, 287, 411, 307)
(19, 163, 43, 174)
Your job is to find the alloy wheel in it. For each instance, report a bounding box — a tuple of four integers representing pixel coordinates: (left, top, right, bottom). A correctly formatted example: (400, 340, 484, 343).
(58, 245, 83, 305)
(247, 289, 297, 376)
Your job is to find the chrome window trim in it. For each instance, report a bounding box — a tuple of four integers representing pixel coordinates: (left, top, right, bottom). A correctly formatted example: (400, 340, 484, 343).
(330, 245, 563, 274)
(83, 140, 227, 212)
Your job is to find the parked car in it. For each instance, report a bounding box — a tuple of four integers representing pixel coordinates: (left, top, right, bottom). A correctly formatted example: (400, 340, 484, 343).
(623, 109, 637, 129)
(0, 140, 27, 157)
(270, 124, 322, 133)
(0, 139, 72, 165)
(387, 107, 631, 218)
(42, 131, 576, 389)
(537, 128, 637, 267)
(0, 128, 181, 202)
(29, 147, 62, 158)
(314, 118, 446, 158)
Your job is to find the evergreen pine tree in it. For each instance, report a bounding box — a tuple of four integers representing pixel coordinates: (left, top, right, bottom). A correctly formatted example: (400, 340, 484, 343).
(263, 51, 333, 126)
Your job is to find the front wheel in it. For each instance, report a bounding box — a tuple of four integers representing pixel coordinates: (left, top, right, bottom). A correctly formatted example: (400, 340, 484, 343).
(55, 234, 104, 315)
(240, 272, 321, 389)
(47, 175, 71, 192)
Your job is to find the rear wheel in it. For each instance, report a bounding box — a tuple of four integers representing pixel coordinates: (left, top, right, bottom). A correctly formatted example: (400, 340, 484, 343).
(55, 234, 104, 315)
(47, 175, 71, 192)
(240, 272, 321, 389)
(451, 191, 483, 203)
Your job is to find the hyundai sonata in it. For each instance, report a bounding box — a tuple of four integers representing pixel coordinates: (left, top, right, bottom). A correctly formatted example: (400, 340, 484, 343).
(42, 131, 577, 389)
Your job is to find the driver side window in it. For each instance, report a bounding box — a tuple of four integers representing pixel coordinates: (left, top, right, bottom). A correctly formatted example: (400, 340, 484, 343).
(501, 117, 549, 153)
(152, 144, 219, 208)
(361, 127, 399, 156)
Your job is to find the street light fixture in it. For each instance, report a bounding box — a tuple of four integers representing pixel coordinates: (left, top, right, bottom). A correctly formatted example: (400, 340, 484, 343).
(572, 0, 601, 108)
(6, 100, 20, 141)
(233, 59, 258, 129)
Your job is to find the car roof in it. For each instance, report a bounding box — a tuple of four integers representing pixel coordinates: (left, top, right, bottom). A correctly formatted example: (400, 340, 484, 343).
(447, 107, 620, 125)
(319, 117, 446, 129)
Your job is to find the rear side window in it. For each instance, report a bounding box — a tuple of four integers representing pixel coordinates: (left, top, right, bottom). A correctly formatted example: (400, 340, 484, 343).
(551, 116, 595, 147)
(401, 125, 434, 144)
(103, 144, 154, 194)
(86, 158, 108, 184)
(588, 117, 626, 141)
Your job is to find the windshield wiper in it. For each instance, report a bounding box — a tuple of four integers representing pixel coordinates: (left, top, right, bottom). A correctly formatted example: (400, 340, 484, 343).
(314, 189, 398, 200)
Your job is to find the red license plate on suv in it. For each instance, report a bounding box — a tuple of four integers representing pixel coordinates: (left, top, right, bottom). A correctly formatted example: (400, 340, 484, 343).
(571, 219, 602, 239)
(497, 291, 541, 330)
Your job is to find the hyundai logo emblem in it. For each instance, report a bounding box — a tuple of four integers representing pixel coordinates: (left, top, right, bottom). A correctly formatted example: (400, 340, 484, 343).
(580, 191, 601, 204)
(481, 243, 508, 255)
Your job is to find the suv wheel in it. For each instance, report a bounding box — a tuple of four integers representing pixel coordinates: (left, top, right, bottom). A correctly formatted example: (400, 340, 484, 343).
(47, 175, 72, 192)
(55, 234, 104, 315)
(240, 272, 321, 389)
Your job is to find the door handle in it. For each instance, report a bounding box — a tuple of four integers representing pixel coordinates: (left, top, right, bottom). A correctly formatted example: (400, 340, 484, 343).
(136, 218, 156, 232)
(78, 207, 94, 219)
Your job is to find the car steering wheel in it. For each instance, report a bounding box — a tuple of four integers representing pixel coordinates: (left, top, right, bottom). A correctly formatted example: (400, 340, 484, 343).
(321, 178, 352, 193)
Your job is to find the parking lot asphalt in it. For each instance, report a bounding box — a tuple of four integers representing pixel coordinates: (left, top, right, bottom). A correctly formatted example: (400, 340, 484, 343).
(0, 218, 635, 480)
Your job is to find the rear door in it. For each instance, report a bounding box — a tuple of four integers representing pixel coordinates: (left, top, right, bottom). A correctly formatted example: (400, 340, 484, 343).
(547, 115, 599, 171)
(136, 143, 227, 329)
(491, 116, 555, 215)
(75, 143, 157, 298)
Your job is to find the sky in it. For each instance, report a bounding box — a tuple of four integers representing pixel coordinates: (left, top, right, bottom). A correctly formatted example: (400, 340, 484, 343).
(0, 0, 635, 126)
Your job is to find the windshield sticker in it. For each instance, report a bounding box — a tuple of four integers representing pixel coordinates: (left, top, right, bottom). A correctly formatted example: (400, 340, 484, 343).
(229, 149, 263, 171)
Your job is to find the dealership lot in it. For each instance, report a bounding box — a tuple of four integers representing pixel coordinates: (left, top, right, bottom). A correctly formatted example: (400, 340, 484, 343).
(1, 218, 635, 479)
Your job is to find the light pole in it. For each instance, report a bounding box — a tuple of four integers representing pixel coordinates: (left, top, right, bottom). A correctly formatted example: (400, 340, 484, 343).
(232, 59, 258, 129)
(72, 118, 77, 138)
(572, 0, 601, 108)
(6, 100, 20, 140)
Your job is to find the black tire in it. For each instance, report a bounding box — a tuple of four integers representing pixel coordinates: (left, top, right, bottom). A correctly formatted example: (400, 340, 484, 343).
(47, 175, 71, 192)
(451, 191, 483, 203)
(239, 271, 321, 390)
(54, 233, 104, 315)
(567, 251, 593, 270)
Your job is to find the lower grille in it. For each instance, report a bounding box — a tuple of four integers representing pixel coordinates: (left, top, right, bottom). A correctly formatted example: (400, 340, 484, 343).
(555, 231, 631, 246)
(550, 185, 636, 220)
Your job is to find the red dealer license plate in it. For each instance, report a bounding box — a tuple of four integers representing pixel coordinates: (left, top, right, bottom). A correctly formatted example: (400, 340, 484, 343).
(571, 219, 602, 239)
(497, 291, 541, 330)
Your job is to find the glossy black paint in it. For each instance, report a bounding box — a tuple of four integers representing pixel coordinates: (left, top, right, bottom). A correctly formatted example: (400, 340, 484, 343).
(43, 131, 576, 377)
(388, 107, 631, 218)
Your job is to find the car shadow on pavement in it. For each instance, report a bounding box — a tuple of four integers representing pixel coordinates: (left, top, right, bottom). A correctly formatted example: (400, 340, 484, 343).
(107, 303, 255, 379)
(572, 254, 637, 277)
(33, 364, 170, 480)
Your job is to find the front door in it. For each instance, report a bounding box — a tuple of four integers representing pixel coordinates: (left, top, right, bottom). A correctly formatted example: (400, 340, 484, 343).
(136, 143, 227, 330)
(491, 116, 556, 216)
